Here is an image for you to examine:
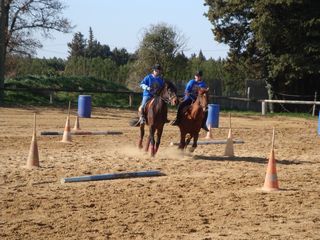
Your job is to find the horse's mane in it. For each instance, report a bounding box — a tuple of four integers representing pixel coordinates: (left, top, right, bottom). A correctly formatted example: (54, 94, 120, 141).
(198, 88, 207, 95)
(147, 80, 177, 121)
(164, 80, 177, 94)
(152, 96, 162, 113)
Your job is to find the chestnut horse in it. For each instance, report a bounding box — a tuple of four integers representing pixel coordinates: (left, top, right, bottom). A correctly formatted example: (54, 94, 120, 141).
(138, 81, 178, 156)
(177, 88, 209, 151)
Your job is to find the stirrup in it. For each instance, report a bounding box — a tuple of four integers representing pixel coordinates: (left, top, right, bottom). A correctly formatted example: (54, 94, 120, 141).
(133, 119, 141, 127)
(133, 116, 145, 127)
(139, 116, 146, 125)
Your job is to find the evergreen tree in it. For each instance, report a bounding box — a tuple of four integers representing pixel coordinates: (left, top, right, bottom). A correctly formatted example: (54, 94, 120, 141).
(111, 48, 130, 66)
(85, 27, 111, 59)
(198, 50, 206, 62)
(67, 32, 86, 58)
(252, 0, 320, 94)
(205, 0, 320, 95)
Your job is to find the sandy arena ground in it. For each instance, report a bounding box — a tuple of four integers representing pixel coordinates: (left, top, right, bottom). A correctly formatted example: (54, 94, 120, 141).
(0, 107, 319, 239)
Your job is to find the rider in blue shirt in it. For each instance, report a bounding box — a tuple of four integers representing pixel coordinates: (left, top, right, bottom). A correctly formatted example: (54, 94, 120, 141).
(171, 70, 209, 131)
(138, 64, 165, 124)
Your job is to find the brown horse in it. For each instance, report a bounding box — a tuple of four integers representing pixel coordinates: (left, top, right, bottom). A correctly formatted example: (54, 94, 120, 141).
(177, 88, 209, 151)
(138, 81, 178, 156)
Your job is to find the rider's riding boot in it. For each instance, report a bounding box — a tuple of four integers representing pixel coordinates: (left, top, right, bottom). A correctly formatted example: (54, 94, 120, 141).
(201, 111, 209, 131)
(135, 106, 145, 126)
(201, 123, 209, 132)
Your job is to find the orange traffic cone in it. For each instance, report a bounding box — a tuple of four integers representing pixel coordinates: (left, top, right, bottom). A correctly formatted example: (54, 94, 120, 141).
(61, 115, 72, 143)
(61, 101, 72, 143)
(73, 115, 81, 130)
(26, 113, 40, 169)
(224, 128, 234, 157)
(262, 128, 279, 191)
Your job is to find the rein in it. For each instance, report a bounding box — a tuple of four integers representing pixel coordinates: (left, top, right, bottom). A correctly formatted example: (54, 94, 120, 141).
(196, 93, 208, 110)
(160, 94, 175, 104)
(157, 84, 176, 104)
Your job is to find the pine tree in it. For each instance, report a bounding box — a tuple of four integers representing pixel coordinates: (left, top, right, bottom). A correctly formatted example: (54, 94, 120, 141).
(67, 32, 86, 58)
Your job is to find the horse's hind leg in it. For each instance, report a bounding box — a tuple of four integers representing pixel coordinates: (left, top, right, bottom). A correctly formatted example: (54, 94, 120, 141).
(154, 126, 164, 154)
(144, 137, 150, 153)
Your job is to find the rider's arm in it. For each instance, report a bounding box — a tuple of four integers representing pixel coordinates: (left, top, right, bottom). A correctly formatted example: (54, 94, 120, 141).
(199, 81, 208, 89)
(140, 75, 151, 91)
(140, 84, 150, 91)
(185, 80, 194, 96)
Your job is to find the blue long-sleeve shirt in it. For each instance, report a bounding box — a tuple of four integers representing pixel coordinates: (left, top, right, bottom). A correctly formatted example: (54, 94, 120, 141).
(184, 79, 207, 100)
(140, 74, 165, 97)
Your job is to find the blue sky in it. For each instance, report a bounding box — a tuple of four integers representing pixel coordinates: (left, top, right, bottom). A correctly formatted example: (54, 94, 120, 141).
(36, 0, 229, 60)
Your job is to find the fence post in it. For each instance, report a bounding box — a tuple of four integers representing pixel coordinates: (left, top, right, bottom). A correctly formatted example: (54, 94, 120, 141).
(49, 91, 53, 104)
(212, 89, 216, 103)
(246, 87, 251, 110)
(261, 101, 266, 115)
(129, 93, 133, 107)
(312, 92, 317, 116)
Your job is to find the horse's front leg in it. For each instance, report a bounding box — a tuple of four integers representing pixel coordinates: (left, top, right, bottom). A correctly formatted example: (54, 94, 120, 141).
(185, 133, 192, 148)
(189, 132, 199, 152)
(154, 126, 164, 154)
(138, 124, 144, 149)
(178, 130, 186, 150)
(148, 126, 156, 157)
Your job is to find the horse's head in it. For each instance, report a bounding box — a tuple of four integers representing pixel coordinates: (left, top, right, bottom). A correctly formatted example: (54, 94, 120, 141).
(197, 87, 209, 110)
(161, 81, 179, 106)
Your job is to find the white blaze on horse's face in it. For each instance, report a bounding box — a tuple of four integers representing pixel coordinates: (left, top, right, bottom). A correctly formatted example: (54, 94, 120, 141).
(198, 88, 208, 110)
(171, 95, 179, 106)
(168, 89, 178, 106)
(163, 83, 178, 106)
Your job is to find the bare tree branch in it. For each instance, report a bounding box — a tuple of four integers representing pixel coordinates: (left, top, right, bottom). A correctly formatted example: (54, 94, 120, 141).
(7, 0, 73, 56)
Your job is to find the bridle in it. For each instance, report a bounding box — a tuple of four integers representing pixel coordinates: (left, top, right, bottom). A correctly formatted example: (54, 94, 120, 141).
(158, 84, 177, 105)
(197, 90, 208, 111)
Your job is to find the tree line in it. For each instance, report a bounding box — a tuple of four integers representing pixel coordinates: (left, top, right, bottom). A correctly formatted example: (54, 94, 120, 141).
(1, 0, 319, 104)
(5, 24, 229, 96)
(205, 0, 320, 98)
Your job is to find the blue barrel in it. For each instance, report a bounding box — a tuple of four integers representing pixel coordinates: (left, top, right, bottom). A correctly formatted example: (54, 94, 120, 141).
(318, 112, 320, 135)
(206, 104, 220, 128)
(78, 95, 92, 118)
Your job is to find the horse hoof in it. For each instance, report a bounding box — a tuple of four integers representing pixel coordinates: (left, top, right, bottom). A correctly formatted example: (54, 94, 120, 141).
(189, 147, 196, 152)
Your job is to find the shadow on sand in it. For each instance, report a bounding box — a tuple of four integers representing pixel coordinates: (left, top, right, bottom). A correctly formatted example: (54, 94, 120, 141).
(193, 155, 310, 165)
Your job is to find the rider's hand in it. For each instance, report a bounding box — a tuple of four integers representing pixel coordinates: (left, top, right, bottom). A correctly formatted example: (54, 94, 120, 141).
(146, 87, 151, 91)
